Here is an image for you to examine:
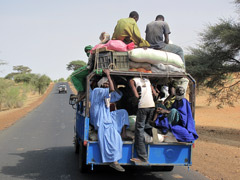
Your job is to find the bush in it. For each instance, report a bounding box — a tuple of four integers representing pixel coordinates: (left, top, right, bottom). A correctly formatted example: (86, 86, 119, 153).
(4, 86, 26, 109)
(0, 79, 26, 110)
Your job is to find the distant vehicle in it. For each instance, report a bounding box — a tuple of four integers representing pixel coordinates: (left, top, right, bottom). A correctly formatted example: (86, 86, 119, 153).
(58, 84, 67, 93)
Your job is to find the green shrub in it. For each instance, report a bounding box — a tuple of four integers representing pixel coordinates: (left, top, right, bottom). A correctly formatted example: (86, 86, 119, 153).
(4, 86, 26, 109)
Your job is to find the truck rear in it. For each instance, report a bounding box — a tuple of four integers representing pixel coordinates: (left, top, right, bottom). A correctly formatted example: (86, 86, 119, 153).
(70, 50, 196, 173)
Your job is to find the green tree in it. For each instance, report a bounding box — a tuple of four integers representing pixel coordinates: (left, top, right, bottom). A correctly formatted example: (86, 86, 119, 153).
(5, 65, 32, 80)
(14, 73, 33, 83)
(13, 65, 32, 74)
(31, 74, 51, 94)
(5, 73, 18, 80)
(58, 78, 65, 82)
(186, 0, 240, 108)
(66, 60, 86, 71)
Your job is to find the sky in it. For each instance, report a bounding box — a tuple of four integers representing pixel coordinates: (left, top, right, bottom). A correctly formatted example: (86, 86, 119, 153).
(0, 0, 239, 80)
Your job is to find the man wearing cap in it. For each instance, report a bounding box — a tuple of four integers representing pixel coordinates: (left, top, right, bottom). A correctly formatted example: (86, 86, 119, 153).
(90, 69, 131, 172)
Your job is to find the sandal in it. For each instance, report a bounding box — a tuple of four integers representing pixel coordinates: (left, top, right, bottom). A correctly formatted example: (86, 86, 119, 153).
(130, 158, 149, 165)
(109, 162, 125, 172)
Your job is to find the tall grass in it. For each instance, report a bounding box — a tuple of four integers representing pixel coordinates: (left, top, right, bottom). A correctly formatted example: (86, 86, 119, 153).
(0, 79, 27, 111)
(4, 86, 26, 109)
(0, 73, 51, 111)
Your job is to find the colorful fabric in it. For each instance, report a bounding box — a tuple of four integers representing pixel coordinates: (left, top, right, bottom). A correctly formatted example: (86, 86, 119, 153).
(112, 18, 150, 47)
(155, 98, 198, 142)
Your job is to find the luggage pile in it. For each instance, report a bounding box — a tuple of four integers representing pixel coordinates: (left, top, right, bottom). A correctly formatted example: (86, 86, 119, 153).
(91, 40, 185, 73)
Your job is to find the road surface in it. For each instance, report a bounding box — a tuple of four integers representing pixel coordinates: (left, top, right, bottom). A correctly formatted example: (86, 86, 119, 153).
(0, 83, 209, 180)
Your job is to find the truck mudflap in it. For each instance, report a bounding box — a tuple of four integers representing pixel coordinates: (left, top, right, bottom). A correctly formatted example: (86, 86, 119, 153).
(85, 141, 192, 166)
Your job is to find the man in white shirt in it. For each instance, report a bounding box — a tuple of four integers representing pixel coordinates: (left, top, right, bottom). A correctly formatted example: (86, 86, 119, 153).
(129, 77, 157, 163)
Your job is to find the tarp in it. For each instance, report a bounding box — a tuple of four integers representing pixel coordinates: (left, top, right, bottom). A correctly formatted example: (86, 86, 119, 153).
(70, 66, 102, 92)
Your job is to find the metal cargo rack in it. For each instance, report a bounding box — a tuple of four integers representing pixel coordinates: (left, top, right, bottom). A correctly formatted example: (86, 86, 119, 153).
(85, 70, 196, 119)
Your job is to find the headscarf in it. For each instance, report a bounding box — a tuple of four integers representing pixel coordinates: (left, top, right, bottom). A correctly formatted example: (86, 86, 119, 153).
(175, 86, 185, 100)
(84, 45, 93, 57)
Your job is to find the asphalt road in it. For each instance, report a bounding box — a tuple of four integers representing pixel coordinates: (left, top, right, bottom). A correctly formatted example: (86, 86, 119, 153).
(0, 83, 209, 180)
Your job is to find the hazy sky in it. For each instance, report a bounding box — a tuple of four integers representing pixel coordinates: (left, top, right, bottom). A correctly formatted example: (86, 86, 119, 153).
(0, 0, 238, 80)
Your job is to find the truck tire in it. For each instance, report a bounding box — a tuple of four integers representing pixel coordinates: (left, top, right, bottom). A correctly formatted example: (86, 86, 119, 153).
(151, 165, 174, 171)
(79, 141, 90, 173)
(151, 166, 164, 171)
(74, 136, 79, 154)
(163, 166, 174, 171)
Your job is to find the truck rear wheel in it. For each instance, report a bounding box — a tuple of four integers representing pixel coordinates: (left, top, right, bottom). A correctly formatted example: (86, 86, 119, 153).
(74, 136, 79, 154)
(79, 141, 90, 173)
(163, 166, 174, 171)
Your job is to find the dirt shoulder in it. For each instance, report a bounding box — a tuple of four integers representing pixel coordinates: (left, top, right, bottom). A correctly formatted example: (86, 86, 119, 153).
(192, 93, 240, 180)
(0, 83, 54, 130)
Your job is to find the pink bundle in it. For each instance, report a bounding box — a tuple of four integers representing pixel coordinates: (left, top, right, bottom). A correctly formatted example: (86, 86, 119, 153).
(91, 40, 135, 53)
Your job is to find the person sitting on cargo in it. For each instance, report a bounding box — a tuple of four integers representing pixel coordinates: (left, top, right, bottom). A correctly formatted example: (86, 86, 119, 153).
(99, 32, 110, 44)
(85, 45, 95, 71)
(71, 45, 93, 103)
(151, 86, 198, 142)
(129, 77, 158, 164)
(145, 15, 185, 65)
(89, 69, 131, 172)
(112, 11, 150, 48)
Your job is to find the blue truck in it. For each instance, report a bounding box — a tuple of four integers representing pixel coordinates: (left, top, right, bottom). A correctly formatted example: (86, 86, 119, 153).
(69, 52, 196, 173)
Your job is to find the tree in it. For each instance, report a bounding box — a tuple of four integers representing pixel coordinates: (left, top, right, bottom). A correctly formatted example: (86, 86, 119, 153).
(58, 78, 65, 82)
(66, 60, 86, 71)
(185, 0, 240, 108)
(30, 74, 51, 94)
(13, 65, 32, 74)
(14, 73, 33, 83)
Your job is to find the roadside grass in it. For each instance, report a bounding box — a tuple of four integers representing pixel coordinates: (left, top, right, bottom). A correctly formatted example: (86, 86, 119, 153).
(0, 79, 39, 111)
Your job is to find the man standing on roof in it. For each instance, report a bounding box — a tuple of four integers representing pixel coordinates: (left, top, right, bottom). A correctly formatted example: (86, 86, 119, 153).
(145, 15, 185, 65)
(112, 11, 150, 48)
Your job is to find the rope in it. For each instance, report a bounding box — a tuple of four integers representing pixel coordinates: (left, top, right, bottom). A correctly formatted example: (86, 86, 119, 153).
(94, 48, 99, 73)
(108, 63, 116, 70)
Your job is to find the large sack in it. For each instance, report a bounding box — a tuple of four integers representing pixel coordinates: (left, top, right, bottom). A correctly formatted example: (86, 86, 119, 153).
(129, 48, 184, 68)
(129, 60, 151, 70)
(151, 63, 185, 73)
